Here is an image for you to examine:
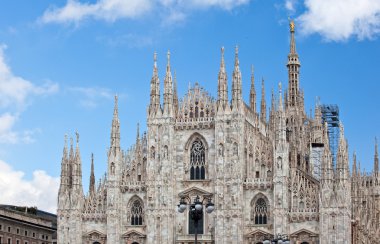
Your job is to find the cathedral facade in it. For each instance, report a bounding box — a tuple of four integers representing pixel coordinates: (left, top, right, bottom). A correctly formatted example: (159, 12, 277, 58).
(57, 22, 380, 244)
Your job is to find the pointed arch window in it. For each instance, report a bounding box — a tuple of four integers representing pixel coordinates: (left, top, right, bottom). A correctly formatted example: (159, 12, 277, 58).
(130, 199, 144, 225)
(190, 140, 206, 180)
(252, 198, 268, 225)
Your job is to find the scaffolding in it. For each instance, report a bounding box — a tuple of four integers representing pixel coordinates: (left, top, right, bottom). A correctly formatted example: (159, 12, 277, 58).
(320, 104, 340, 167)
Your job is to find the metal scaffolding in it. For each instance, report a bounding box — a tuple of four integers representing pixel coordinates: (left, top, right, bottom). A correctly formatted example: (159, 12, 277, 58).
(320, 104, 340, 167)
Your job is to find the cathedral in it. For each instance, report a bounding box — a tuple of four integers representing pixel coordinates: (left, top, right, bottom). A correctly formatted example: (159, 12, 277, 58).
(57, 22, 380, 244)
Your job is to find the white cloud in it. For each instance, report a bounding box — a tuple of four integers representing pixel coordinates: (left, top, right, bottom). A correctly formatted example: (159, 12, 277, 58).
(68, 86, 114, 109)
(0, 45, 58, 144)
(285, 0, 298, 12)
(40, 0, 252, 25)
(297, 0, 380, 41)
(0, 160, 59, 213)
(0, 45, 59, 110)
(40, 0, 153, 24)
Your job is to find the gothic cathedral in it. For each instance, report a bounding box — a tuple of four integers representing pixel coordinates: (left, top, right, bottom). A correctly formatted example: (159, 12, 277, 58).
(57, 22, 380, 244)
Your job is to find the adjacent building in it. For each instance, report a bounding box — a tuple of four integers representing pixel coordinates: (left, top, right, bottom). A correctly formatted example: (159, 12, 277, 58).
(0, 205, 57, 244)
(57, 21, 380, 244)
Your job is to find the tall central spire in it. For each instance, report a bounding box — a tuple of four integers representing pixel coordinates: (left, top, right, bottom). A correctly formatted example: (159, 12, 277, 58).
(287, 20, 301, 108)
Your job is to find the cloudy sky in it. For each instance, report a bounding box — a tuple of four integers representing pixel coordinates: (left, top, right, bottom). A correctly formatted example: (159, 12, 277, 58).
(0, 0, 379, 213)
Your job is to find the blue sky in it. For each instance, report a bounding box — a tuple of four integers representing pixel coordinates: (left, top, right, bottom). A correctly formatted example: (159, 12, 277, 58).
(0, 0, 379, 212)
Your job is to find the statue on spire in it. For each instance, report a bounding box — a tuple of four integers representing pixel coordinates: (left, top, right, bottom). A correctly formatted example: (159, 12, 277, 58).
(290, 19, 295, 33)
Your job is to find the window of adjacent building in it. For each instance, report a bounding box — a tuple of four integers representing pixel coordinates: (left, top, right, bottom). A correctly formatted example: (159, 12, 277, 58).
(189, 139, 206, 180)
(17, 228, 20, 234)
(25, 230, 28, 236)
(8, 226, 11, 232)
(130, 199, 144, 225)
(24, 241, 28, 244)
(0, 224, 2, 230)
(32, 232, 35, 238)
(0, 236, 2, 244)
(16, 240, 20, 244)
(42, 234, 45, 239)
(253, 198, 268, 225)
(7, 237, 11, 244)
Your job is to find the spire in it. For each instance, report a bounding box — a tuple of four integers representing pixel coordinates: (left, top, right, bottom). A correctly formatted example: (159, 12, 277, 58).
(278, 82, 283, 111)
(260, 78, 266, 122)
(110, 95, 120, 152)
(277, 82, 286, 143)
(163, 50, 174, 116)
(352, 151, 357, 177)
(271, 88, 275, 112)
(217, 46, 228, 110)
(136, 123, 140, 143)
(89, 153, 95, 195)
(149, 52, 160, 115)
(59, 134, 69, 194)
(287, 19, 301, 108)
(249, 65, 256, 113)
(269, 88, 276, 130)
(72, 131, 83, 190)
(314, 97, 322, 125)
(231, 45, 242, 109)
(173, 71, 179, 115)
(68, 136, 74, 188)
(336, 123, 349, 181)
(374, 137, 379, 176)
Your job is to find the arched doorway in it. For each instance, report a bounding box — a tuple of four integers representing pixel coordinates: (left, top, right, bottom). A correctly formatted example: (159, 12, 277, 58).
(301, 242, 309, 244)
(93, 242, 101, 244)
(132, 242, 139, 244)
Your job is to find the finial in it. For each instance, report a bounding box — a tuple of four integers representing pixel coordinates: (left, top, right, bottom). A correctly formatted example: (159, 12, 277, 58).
(64, 134, 68, 146)
(290, 19, 295, 32)
(251, 65, 254, 76)
(153, 51, 157, 70)
(221, 46, 225, 57)
(375, 137, 378, 156)
(167, 50, 170, 65)
(279, 82, 282, 93)
(376, 137, 378, 148)
(75, 130, 79, 144)
(235, 45, 239, 56)
(91, 153, 94, 163)
(70, 136, 73, 147)
(136, 123, 140, 139)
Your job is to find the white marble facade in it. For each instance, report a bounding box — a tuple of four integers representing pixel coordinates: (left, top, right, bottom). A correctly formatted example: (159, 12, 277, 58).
(57, 22, 380, 244)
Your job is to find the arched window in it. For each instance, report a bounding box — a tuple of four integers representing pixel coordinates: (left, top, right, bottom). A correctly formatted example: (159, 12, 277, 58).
(253, 198, 268, 225)
(130, 199, 144, 225)
(190, 140, 206, 180)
